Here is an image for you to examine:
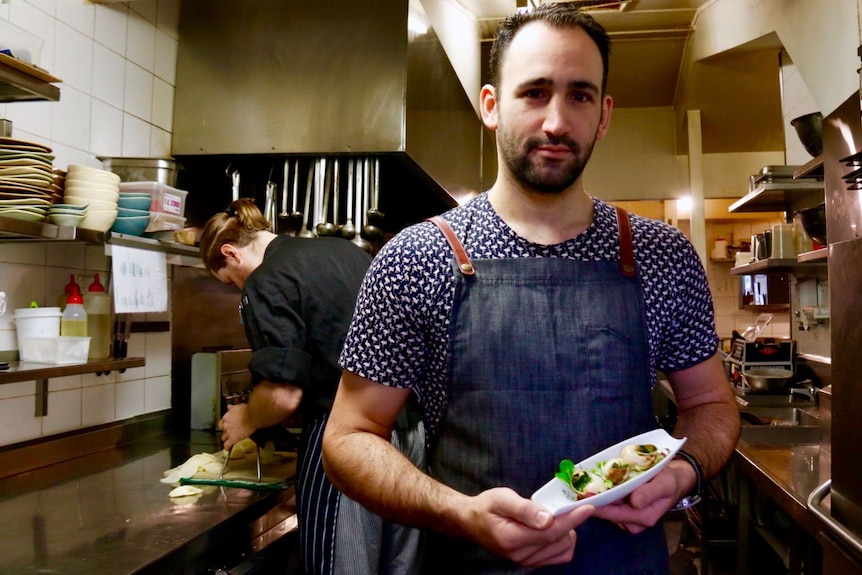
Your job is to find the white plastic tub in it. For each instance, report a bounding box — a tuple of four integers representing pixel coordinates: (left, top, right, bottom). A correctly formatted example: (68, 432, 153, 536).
(14, 307, 61, 352)
(19, 336, 91, 365)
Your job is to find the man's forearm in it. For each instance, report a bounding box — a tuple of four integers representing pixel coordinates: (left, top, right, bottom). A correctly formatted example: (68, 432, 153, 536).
(247, 380, 303, 430)
(673, 399, 740, 479)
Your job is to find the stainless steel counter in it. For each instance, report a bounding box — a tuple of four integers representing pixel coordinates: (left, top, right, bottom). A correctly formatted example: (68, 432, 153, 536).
(0, 430, 297, 575)
(734, 436, 831, 536)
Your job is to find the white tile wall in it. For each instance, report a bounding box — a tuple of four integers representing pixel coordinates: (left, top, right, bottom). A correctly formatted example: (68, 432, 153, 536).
(3, 0, 179, 168)
(781, 51, 821, 167)
(0, 0, 180, 448)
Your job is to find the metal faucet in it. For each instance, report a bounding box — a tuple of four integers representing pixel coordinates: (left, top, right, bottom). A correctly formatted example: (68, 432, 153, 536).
(789, 380, 818, 402)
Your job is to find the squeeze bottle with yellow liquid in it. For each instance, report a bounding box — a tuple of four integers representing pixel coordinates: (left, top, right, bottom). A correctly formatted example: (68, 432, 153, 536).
(60, 286, 88, 337)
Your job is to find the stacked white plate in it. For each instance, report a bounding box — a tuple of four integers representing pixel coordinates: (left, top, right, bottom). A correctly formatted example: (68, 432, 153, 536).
(0, 196, 50, 222)
(63, 164, 120, 232)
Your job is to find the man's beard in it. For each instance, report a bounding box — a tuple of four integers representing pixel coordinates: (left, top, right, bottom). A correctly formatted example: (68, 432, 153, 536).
(499, 131, 596, 194)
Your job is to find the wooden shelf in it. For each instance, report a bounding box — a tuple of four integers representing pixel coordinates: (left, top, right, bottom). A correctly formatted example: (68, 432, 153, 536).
(0, 53, 60, 102)
(0, 357, 145, 385)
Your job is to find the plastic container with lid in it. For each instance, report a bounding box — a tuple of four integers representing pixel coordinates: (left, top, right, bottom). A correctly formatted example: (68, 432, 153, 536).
(85, 273, 112, 359)
(19, 336, 91, 364)
(61, 287, 88, 337)
(119, 181, 188, 216)
(145, 211, 186, 233)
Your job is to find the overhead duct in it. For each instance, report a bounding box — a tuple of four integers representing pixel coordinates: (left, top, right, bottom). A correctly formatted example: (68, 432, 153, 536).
(172, 0, 482, 212)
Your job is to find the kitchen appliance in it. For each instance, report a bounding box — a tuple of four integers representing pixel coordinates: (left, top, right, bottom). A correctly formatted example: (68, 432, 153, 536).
(190, 348, 253, 430)
(725, 338, 795, 394)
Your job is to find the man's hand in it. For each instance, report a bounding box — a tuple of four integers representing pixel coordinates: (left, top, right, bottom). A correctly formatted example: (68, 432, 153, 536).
(591, 461, 690, 533)
(462, 488, 595, 567)
(218, 403, 256, 451)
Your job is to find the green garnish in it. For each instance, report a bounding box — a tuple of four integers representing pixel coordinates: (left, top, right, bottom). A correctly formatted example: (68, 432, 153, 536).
(555, 459, 576, 486)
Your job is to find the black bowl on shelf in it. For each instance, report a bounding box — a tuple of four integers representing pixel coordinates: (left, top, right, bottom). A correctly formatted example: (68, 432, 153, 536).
(796, 204, 827, 246)
(790, 112, 823, 157)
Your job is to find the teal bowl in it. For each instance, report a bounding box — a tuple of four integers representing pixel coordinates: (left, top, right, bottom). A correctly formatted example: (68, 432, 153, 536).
(117, 196, 152, 211)
(117, 206, 150, 218)
(110, 215, 150, 236)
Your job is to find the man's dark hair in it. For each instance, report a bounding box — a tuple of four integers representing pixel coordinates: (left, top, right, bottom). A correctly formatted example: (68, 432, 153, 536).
(488, 2, 611, 94)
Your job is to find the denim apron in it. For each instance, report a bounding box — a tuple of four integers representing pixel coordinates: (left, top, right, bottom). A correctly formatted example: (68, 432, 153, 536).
(423, 208, 669, 575)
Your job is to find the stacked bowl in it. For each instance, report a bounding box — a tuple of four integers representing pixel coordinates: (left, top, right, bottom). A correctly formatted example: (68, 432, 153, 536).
(64, 164, 120, 232)
(115, 191, 153, 236)
(48, 202, 88, 227)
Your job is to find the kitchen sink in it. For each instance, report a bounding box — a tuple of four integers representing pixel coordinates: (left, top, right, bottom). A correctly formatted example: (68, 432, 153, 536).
(740, 407, 820, 427)
(738, 424, 820, 446)
(737, 405, 821, 445)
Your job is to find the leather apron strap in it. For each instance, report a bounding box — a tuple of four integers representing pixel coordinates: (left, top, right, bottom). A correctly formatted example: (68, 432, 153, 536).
(615, 206, 637, 278)
(428, 210, 637, 279)
(427, 215, 475, 276)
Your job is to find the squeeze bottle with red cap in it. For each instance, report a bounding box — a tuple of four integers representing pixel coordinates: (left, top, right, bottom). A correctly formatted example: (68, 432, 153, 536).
(60, 286, 88, 337)
(85, 273, 112, 359)
(58, 274, 80, 311)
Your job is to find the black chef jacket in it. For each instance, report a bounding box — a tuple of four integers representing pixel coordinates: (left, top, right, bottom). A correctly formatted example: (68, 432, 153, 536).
(239, 235, 372, 418)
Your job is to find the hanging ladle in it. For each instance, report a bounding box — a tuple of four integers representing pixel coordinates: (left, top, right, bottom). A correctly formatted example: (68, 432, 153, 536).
(297, 161, 316, 238)
(351, 157, 372, 252)
(278, 158, 290, 220)
(316, 158, 338, 237)
(340, 158, 356, 240)
(226, 163, 240, 202)
(366, 157, 384, 227)
(287, 158, 303, 235)
(360, 157, 382, 243)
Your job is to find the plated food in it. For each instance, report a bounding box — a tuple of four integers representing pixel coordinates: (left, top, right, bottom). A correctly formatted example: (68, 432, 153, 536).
(531, 428, 686, 516)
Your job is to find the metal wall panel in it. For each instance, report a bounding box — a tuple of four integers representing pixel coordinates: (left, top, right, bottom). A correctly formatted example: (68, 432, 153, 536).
(825, 91, 862, 540)
(174, 0, 408, 155)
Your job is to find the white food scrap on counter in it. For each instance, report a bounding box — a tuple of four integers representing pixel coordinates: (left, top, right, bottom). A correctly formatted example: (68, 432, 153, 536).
(160, 438, 286, 487)
(168, 485, 204, 498)
(161, 452, 222, 485)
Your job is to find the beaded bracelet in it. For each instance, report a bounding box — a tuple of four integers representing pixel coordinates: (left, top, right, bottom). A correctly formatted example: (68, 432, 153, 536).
(670, 449, 703, 510)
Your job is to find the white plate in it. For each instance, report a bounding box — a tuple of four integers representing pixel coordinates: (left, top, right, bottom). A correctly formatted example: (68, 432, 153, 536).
(531, 429, 686, 516)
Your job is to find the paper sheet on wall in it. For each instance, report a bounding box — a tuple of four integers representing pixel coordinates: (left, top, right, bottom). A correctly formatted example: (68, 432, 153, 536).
(111, 245, 168, 313)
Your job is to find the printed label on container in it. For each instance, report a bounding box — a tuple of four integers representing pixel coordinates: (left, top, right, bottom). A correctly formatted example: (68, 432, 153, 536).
(161, 193, 182, 214)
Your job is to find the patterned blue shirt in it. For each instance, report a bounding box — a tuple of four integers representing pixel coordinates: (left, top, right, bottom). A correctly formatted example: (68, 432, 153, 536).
(340, 193, 718, 440)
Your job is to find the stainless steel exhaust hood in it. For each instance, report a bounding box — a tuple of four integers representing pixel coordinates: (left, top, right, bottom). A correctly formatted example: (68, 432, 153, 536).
(172, 0, 482, 205)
